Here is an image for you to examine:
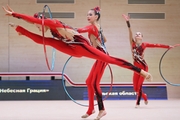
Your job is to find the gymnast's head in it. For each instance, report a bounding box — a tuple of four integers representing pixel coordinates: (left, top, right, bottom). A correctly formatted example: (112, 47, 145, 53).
(87, 6, 101, 24)
(33, 13, 49, 32)
(134, 32, 143, 44)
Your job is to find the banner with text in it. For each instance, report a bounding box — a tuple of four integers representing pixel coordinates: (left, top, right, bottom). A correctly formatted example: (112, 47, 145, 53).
(0, 80, 167, 100)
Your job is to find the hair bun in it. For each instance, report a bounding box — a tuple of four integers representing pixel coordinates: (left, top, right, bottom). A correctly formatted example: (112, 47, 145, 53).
(33, 13, 38, 18)
(94, 6, 100, 12)
(33, 13, 45, 19)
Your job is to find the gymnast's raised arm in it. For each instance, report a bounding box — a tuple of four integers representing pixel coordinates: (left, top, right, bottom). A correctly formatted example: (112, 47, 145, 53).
(122, 14, 134, 47)
(2, 4, 64, 29)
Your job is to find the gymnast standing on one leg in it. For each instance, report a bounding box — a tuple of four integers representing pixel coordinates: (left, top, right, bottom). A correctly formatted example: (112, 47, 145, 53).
(77, 6, 108, 120)
(122, 14, 171, 108)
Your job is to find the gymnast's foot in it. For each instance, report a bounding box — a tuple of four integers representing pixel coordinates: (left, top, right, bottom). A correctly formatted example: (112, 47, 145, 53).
(145, 73, 153, 82)
(94, 110, 107, 120)
(144, 100, 148, 105)
(143, 94, 148, 105)
(9, 22, 17, 28)
(135, 104, 140, 108)
(8, 22, 22, 35)
(140, 70, 153, 82)
(81, 110, 95, 118)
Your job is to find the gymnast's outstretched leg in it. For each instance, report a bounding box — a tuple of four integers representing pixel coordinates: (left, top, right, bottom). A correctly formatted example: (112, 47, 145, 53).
(14, 25, 82, 57)
(73, 35, 152, 81)
(12, 24, 152, 81)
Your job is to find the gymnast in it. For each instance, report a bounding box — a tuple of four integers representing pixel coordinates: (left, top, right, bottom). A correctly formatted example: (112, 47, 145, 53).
(77, 6, 108, 119)
(122, 14, 171, 108)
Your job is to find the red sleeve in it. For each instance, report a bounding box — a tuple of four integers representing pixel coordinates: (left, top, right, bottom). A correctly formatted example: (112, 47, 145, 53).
(131, 41, 136, 48)
(77, 25, 92, 33)
(144, 42, 170, 49)
(12, 12, 63, 29)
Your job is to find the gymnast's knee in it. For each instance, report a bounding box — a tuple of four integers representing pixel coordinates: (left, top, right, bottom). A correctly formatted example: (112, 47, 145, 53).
(133, 87, 138, 92)
(86, 80, 94, 86)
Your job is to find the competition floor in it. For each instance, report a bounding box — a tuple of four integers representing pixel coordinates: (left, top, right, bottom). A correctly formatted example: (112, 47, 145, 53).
(0, 99, 180, 120)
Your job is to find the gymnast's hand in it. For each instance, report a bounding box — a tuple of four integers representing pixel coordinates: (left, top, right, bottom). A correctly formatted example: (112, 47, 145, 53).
(122, 14, 130, 21)
(2, 4, 14, 16)
(9, 22, 22, 35)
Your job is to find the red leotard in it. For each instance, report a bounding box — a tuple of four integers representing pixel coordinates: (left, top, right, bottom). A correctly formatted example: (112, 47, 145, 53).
(132, 42, 170, 105)
(77, 25, 106, 115)
(77, 25, 101, 44)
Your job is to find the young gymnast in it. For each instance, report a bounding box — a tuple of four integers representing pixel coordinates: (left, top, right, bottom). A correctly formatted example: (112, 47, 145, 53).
(77, 6, 107, 119)
(122, 14, 171, 108)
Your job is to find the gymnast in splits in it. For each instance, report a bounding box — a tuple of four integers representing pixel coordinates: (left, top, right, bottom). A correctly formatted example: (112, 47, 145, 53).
(2, 5, 153, 79)
(122, 14, 171, 108)
(77, 6, 108, 119)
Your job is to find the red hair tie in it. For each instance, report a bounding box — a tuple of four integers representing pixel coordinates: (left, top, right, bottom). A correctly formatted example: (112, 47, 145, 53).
(33, 13, 38, 18)
(94, 6, 100, 13)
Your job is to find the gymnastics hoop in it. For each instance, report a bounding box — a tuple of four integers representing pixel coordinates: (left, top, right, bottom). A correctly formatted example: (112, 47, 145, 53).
(42, 5, 56, 71)
(62, 56, 113, 107)
(159, 44, 180, 86)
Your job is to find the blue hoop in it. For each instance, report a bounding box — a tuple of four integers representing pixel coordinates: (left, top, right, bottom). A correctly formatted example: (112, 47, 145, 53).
(159, 44, 180, 86)
(42, 5, 56, 71)
(62, 56, 89, 107)
(62, 56, 113, 107)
